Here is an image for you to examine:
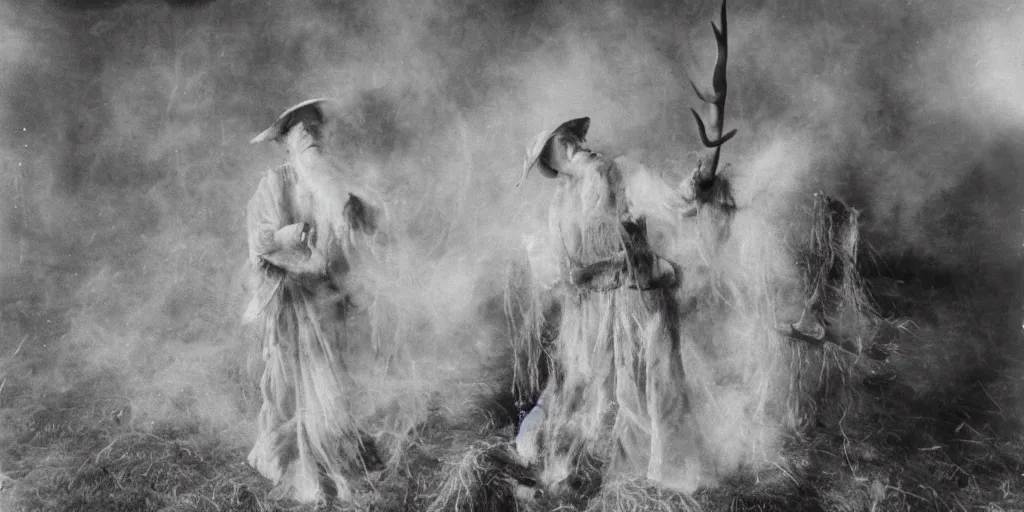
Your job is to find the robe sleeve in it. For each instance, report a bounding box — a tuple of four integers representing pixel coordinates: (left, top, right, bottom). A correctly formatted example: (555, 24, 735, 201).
(247, 167, 290, 276)
(242, 168, 289, 324)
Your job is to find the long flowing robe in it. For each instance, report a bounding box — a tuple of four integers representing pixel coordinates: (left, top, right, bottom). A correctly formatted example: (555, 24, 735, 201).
(242, 163, 383, 502)
(519, 158, 702, 493)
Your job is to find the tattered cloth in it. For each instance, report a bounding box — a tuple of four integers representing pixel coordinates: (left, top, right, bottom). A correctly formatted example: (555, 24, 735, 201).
(242, 163, 376, 502)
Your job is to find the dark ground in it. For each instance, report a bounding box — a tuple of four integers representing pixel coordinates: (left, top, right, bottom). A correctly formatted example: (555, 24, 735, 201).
(1, 255, 1022, 511)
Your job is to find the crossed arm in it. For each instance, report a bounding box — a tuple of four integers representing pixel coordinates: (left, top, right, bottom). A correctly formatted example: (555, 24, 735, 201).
(255, 223, 329, 278)
(247, 172, 329, 279)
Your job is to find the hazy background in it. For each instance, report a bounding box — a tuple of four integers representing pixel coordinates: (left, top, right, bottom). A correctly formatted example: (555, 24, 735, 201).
(0, 0, 1021, 448)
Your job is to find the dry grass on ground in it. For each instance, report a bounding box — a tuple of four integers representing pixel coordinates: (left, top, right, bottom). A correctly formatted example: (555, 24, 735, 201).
(2, 266, 1023, 511)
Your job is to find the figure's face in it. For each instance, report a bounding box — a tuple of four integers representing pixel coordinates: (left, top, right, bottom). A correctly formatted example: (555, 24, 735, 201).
(283, 109, 325, 154)
(541, 131, 613, 180)
(561, 144, 613, 178)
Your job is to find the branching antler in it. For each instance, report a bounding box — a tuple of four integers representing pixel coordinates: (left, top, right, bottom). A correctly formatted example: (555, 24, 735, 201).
(689, 0, 737, 190)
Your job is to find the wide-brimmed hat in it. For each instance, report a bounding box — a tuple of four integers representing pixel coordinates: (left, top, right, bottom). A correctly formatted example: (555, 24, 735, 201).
(517, 117, 590, 187)
(250, 98, 331, 144)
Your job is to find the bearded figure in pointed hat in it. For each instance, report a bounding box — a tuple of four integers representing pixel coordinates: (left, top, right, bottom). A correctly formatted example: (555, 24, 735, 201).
(510, 117, 706, 494)
(242, 99, 387, 503)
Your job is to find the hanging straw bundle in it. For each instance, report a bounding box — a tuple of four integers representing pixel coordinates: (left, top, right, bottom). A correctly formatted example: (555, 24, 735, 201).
(783, 193, 880, 429)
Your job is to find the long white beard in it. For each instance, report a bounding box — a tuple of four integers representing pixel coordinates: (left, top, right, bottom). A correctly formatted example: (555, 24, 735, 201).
(293, 151, 354, 240)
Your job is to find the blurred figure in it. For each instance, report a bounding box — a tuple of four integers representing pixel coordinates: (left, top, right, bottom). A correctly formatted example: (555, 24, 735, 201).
(242, 99, 387, 503)
(513, 117, 701, 493)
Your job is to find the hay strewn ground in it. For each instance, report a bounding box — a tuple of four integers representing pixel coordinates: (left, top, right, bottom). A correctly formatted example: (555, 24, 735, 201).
(2, 0, 1020, 510)
(2, 257, 1023, 511)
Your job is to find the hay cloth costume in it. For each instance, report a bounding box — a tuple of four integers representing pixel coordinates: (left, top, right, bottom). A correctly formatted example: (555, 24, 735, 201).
(242, 99, 386, 503)
(512, 118, 703, 493)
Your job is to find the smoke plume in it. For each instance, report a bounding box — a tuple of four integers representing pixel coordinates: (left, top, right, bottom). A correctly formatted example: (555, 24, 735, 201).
(0, 0, 1020, 486)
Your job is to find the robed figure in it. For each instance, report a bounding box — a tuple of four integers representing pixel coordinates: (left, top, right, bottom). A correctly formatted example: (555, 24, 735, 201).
(242, 99, 386, 503)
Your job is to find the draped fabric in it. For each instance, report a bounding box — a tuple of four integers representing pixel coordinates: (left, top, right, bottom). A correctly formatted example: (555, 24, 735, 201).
(517, 160, 702, 493)
(243, 164, 376, 503)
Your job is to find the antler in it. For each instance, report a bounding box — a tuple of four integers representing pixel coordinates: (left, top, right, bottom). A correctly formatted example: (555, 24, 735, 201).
(689, 0, 737, 189)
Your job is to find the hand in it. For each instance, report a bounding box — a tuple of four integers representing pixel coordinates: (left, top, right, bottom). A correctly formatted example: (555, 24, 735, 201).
(678, 160, 702, 203)
(274, 223, 310, 250)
